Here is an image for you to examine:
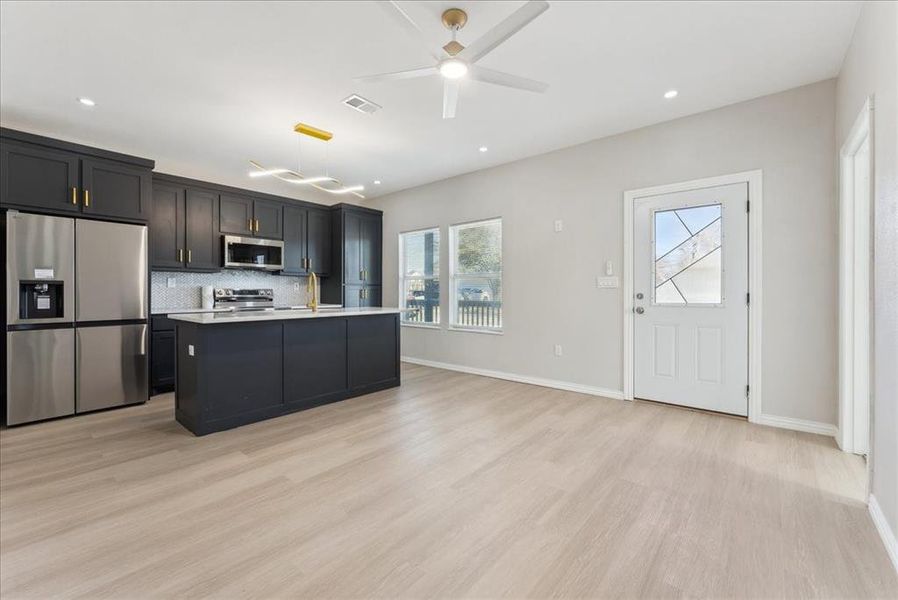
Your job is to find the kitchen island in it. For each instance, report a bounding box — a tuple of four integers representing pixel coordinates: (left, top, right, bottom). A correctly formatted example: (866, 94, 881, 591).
(169, 308, 401, 435)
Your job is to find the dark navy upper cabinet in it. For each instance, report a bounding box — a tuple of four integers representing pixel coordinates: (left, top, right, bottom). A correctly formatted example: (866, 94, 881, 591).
(307, 208, 331, 275)
(219, 194, 254, 236)
(253, 199, 282, 239)
(151, 177, 220, 271)
(0, 129, 154, 222)
(322, 204, 383, 307)
(283, 205, 331, 276)
(0, 141, 80, 213)
(151, 183, 186, 270)
(81, 158, 151, 221)
(220, 194, 281, 239)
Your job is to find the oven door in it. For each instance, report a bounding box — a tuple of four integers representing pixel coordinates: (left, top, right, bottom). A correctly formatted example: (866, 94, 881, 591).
(223, 236, 284, 270)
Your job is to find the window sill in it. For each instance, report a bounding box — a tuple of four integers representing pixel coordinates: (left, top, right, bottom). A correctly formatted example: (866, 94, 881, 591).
(401, 322, 441, 330)
(448, 326, 504, 336)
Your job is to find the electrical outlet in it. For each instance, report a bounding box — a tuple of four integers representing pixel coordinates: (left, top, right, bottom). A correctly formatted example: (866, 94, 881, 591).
(188, 344, 195, 357)
(596, 276, 620, 289)
(554, 219, 563, 232)
(167, 277, 176, 288)
(294, 282, 300, 291)
(554, 344, 563, 357)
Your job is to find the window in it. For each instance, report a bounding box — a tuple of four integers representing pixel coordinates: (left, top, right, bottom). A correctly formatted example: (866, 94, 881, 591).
(654, 203, 722, 304)
(399, 228, 440, 325)
(450, 218, 502, 330)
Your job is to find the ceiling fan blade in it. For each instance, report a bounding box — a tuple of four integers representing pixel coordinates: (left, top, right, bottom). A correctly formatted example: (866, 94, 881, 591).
(378, 1, 447, 62)
(468, 65, 548, 93)
(457, 0, 549, 63)
(443, 80, 459, 119)
(355, 66, 438, 83)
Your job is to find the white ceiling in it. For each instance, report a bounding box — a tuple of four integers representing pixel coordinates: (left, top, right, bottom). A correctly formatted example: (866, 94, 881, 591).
(0, 1, 861, 202)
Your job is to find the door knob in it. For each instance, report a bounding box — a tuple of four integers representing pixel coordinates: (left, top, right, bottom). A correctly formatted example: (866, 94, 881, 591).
(635, 306, 645, 314)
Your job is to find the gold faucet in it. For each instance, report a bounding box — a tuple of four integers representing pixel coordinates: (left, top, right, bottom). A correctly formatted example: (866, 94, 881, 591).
(306, 272, 319, 312)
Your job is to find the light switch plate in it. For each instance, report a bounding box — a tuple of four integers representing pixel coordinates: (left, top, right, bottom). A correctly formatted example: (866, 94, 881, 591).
(554, 219, 563, 232)
(167, 277, 176, 288)
(596, 276, 620, 289)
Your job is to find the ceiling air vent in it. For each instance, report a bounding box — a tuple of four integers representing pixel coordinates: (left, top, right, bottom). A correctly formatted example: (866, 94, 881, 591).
(342, 94, 381, 114)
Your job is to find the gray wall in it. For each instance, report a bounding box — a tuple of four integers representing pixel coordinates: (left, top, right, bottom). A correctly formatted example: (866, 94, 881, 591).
(836, 0, 898, 550)
(371, 79, 838, 425)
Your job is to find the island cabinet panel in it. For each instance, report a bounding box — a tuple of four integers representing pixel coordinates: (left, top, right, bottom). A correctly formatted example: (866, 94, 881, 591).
(202, 322, 284, 421)
(284, 318, 348, 408)
(174, 313, 399, 436)
(348, 314, 399, 390)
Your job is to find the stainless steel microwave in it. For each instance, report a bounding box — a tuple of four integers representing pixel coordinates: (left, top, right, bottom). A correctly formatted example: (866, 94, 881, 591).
(222, 235, 284, 271)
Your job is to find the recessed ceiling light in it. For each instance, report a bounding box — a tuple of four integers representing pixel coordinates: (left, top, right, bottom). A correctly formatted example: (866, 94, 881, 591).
(374, 180, 381, 185)
(664, 90, 678, 99)
(479, 146, 488, 153)
(78, 97, 96, 107)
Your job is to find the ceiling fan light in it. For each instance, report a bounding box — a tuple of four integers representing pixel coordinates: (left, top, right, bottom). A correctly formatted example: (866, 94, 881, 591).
(439, 58, 468, 79)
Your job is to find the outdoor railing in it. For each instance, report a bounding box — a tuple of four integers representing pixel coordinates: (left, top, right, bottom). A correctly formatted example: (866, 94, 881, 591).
(404, 299, 502, 328)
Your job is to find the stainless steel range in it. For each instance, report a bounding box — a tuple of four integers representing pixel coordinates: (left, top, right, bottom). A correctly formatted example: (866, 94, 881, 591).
(213, 288, 274, 311)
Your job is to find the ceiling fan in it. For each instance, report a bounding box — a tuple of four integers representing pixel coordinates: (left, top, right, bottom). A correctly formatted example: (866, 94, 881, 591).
(356, 1, 550, 119)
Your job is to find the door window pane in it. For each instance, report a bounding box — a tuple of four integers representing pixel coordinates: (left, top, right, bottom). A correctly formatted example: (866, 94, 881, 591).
(654, 204, 722, 305)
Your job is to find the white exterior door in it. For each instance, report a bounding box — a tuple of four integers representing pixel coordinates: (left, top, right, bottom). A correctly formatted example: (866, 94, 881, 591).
(633, 183, 748, 415)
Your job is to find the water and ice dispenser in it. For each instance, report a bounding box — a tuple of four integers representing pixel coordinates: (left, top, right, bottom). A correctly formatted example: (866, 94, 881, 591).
(18, 280, 65, 320)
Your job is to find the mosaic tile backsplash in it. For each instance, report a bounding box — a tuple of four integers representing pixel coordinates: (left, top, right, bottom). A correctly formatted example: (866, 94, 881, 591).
(151, 270, 310, 311)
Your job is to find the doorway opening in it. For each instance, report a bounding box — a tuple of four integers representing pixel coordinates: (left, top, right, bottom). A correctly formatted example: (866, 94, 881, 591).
(838, 98, 873, 456)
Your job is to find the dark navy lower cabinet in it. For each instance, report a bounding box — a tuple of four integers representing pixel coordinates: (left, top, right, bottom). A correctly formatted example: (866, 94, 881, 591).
(284, 318, 348, 409)
(175, 314, 400, 435)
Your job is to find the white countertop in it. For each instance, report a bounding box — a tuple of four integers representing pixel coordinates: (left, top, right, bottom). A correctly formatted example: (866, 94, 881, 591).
(168, 307, 404, 325)
(151, 307, 235, 315)
(152, 304, 342, 316)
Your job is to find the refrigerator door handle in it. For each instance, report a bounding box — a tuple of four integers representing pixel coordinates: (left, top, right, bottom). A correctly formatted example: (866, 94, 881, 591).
(139, 325, 147, 356)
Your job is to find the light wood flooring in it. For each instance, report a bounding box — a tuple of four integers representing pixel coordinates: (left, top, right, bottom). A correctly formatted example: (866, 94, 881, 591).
(1, 363, 896, 599)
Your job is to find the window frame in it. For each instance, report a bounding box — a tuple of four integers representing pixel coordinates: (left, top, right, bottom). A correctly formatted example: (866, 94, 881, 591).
(449, 217, 503, 333)
(398, 226, 441, 328)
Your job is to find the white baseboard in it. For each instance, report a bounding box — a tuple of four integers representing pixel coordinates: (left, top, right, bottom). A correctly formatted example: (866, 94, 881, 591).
(753, 413, 838, 437)
(869, 494, 898, 575)
(401, 356, 625, 400)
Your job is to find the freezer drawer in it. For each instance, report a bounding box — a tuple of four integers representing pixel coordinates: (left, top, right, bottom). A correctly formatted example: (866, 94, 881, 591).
(6, 328, 75, 425)
(76, 220, 148, 321)
(76, 324, 148, 412)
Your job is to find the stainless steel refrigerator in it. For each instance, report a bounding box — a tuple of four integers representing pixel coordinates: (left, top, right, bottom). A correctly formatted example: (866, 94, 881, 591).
(4, 211, 148, 425)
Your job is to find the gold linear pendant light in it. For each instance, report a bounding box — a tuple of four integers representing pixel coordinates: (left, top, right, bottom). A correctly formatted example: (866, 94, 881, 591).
(249, 122, 364, 198)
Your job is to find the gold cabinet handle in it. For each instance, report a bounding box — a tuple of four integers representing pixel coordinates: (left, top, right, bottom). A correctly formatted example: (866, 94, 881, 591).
(83, 189, 90, 207)
(248, 218, 253, 232)
(71, 187, 78, 205)
(308, 258, 312, 270)
(178, 248, 183, 262)
(187, 249, 192, 263)
(254, 218, 260, 233)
